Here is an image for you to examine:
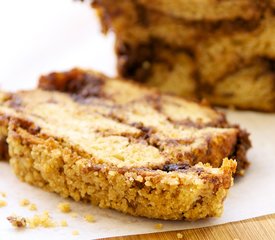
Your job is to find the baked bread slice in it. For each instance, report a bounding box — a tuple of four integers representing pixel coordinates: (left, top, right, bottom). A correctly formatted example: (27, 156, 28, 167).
(0, 69, 250, 220)
(136, 0, 266, 21)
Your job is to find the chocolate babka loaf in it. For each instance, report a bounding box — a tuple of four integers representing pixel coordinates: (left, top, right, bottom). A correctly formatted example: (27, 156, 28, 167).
(92, 0, 275, 112)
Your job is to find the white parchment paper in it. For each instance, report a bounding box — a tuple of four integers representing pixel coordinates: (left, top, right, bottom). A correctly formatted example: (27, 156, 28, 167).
(0, 1, 275, 239)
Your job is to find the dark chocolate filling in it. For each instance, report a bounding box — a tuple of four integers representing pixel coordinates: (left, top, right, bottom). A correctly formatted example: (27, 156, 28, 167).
(39, 69, 105, 100)
(162, 163, 190, 172)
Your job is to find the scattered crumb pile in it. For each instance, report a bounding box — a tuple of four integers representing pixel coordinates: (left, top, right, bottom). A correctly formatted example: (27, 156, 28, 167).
(6, 206, 96, 230)
(28, 211, 56, 228)
(7, 212, 56, 229)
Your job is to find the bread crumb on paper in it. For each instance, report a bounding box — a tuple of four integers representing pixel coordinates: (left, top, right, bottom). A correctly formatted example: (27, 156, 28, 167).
(7, 215, 27, 228)
(28, 203, 37, 211)
(20, 199, 30, 207)
(60, 220, 68, 227)
(0, 192, 6, 198)
(0, 199, 7, 207)
(177, 232, 183, 239)
(154, 223, 163, 230)
(28, 212, 56, 228)
(58, 202, 71, 213)
(84, 214, 95, 223)
(72, 230, 79, 236)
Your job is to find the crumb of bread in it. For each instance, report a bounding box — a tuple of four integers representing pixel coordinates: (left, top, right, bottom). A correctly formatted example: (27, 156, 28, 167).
(0, 192, 6, 198)
(154, 223, 163, 230)
(7, 215, 27, 228)
(58, 202, 71, 213)
(84, 214, 95, 223)
(238, 170, 245, 176)
(27, 212, 56, 228)
(177, 233, 183, 239)
(60, 220, 68, 227)
(72, 230, 79, 236)
(0, 200, 7, 207)
(20, 199, 30, 207)
(28, 204, 37, 211)
(70, 212, 78, 218)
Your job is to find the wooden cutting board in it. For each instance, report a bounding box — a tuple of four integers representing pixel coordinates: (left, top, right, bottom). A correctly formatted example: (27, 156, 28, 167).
(103, 214, 275, 240)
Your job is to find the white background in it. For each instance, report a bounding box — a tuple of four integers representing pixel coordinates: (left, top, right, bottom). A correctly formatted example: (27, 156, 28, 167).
(0, 0, 116, 91)
(0, 1, 275, 239)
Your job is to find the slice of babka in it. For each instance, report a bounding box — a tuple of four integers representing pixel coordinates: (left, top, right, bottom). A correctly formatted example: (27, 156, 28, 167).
(0, 69, 250, 220)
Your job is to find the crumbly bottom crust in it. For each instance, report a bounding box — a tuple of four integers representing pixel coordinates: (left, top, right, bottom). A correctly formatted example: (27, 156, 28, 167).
(7, 120, 236, 220)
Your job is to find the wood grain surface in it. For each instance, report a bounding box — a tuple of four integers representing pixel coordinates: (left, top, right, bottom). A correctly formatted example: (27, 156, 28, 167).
(102, 214, 275, 240)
